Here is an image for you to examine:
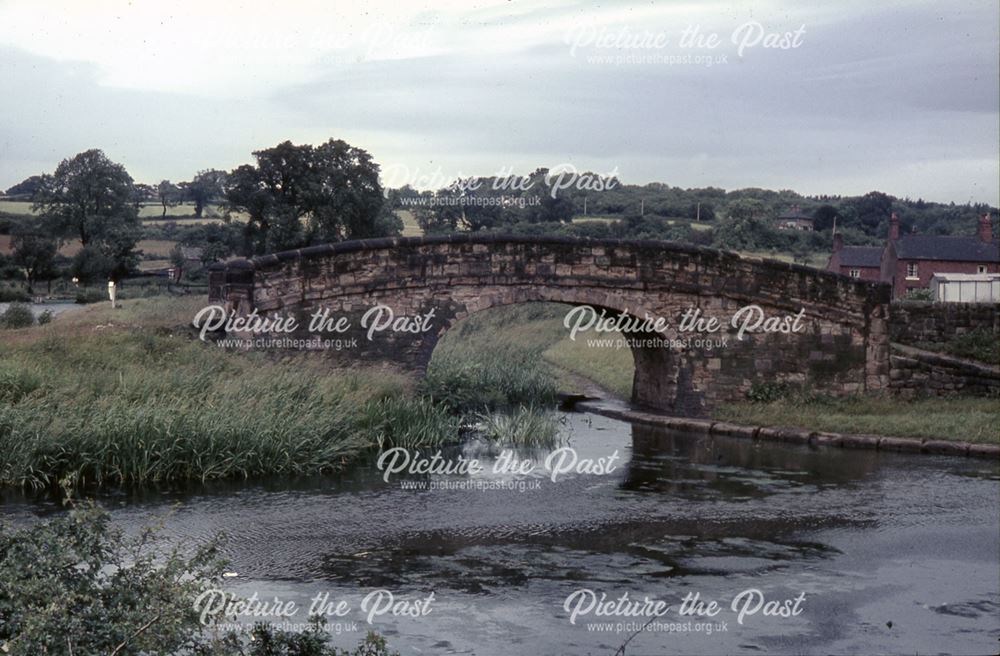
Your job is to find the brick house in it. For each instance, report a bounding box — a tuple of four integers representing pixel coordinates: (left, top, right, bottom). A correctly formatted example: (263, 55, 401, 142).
(826, 233, 881, 280)
(881, 212, 999, 298)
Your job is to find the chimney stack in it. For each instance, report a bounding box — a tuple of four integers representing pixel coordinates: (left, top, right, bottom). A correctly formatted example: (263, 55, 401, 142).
(978, 213, 993, 242)
(833, 232, 843, 252)
(888, 211, 900, 241)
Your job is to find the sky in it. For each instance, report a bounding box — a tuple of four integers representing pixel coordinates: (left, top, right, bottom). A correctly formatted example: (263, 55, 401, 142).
(0, 0, 997, 204)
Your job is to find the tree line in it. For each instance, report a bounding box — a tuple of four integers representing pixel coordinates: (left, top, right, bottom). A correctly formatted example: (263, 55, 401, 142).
(1, 139, 400, 291)
(2, 143, 996, 292)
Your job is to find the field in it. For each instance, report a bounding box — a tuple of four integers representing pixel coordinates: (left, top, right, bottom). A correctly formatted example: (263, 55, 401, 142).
(0, 235, 180, 258)
(396, 209, 423, 236)
(737, 249, 830, 268)
(1, 199, 235, 221)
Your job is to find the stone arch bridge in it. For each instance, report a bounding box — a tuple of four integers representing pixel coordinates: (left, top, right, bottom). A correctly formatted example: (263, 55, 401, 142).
(208, 235, 891, 416)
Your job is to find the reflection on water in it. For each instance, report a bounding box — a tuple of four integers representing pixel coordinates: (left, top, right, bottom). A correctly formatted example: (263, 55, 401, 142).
(2, 412, 998, 655)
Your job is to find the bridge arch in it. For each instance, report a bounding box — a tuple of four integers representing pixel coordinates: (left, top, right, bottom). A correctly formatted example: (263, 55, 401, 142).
(208, 234, 890, 416)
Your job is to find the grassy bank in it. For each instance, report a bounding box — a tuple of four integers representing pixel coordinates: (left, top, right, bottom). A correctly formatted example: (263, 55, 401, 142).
(716, 396, 999, 444)
(0, 297, 567, 490)
(0, 298, 449, 489)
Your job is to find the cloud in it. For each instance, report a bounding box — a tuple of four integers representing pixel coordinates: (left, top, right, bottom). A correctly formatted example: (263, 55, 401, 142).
(0, 0, 996, 204)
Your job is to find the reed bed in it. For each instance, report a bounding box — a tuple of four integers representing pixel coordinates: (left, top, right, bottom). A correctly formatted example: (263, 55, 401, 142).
(0, 327, 456, 489)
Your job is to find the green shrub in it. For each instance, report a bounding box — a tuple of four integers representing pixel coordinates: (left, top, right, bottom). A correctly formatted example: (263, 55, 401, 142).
(943, 328, 1000, 365)
(200, 626, 399, 656)
(75, 289, 107, 304)
(0, 302, 33, 329)
(902, 288, 935, 302)
(0, 503, 223, 655)
(0, 286, 31, 302)
(0, 503, 399, 656)
(36, 309, 53, 325)
(746, 381, 792, 403)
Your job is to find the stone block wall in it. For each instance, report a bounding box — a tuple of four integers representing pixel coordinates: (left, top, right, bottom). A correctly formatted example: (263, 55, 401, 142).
(889, 345, 1000, 397)
(889, 301, 999, 345)
(209, 235, 893, 417)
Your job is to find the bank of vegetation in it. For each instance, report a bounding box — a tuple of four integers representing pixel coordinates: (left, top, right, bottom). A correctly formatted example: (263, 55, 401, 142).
(0, 297, 559, 491)
(0, 502, 399, 656)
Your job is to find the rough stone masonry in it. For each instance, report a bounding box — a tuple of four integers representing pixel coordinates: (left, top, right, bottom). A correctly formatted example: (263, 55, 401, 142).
(208, 234, 892, 417)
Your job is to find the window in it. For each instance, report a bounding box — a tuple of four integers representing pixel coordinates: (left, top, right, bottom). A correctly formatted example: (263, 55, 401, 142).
(905, 262, 918, 279)
(849, 268, 861, 278)
(978, 265, 988, 274)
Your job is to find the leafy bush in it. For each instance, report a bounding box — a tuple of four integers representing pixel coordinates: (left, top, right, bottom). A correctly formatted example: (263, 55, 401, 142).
(902, 288, 935, 302)
(200, 626, 399, 656)
(75, 289, 107, 304)
(36, 309, 53, 325)
(746, 381, 792, 403)
(940, 328, 1000, 365)
(0, 504, 400, 656)
(0, 503, 223, 655)
(0, 286, 31, 302)
(0, 302, 34, 329)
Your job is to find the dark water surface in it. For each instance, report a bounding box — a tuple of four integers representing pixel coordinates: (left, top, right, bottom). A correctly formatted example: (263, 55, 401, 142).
(3, 412, 998, 655)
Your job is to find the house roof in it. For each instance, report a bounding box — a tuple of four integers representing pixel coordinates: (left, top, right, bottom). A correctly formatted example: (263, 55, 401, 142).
(894, 235, 999, 263)
(839, 246, 882, 268)
(930, 272, 1000, 282)
(779, 208, 811, 220)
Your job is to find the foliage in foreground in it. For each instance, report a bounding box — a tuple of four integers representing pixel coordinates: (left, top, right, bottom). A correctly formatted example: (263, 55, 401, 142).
(0, 504, 398, 656)
(0, 503, 220, 655)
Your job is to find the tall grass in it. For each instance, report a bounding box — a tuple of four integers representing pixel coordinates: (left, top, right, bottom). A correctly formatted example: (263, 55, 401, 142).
(474, 406, 564, 448)
(357, 396, 462, 450)
(0, 321, 461, 489)
(422, 304, 563, 413)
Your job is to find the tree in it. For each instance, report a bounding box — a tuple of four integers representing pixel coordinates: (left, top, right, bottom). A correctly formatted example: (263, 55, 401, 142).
(33, 149, 141, 281)
(34, 150, 139, 247)
(223, 139, 395, 254)
(726, 198, 767, 222)
(4, 174, 45, 198)
(183, 169, 227, 218)
(10, 229, 57, 293)
(846, 191, 894, 236)
(813, 204, 840, 232)
(157, 179, 180, 217)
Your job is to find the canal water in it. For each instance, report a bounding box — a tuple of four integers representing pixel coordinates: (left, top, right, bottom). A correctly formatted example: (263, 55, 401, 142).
(0, 301, 81, 318)
(2, 412, 998, 655)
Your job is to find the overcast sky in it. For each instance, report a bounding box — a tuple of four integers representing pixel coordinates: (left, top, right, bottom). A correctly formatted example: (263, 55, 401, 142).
(0, 0, 997, 204)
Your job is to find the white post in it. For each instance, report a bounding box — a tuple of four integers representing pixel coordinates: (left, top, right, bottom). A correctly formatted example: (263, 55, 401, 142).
(108, 280, 117, 309)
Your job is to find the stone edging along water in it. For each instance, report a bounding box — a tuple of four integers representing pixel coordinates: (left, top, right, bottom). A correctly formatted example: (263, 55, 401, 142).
(572, 400, 1000, 460)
